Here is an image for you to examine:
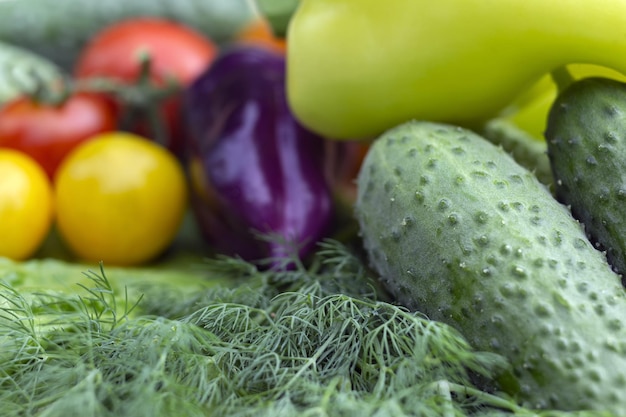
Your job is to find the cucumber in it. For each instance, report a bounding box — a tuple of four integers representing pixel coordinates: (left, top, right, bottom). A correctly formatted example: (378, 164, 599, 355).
(0, 0, 257, 70)
(0, 40, 64, 105)
(480, 118, 553, 189)
(355, 120, 626, 413)
(546, 77, 626, 276)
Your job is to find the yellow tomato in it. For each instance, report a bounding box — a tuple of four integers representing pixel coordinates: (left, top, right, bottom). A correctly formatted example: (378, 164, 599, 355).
(0, 149, 53, 260)
(54, 132, 188, 266)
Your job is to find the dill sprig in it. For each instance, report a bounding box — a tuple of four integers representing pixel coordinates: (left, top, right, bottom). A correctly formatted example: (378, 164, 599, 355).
(0, 240, 611, 417)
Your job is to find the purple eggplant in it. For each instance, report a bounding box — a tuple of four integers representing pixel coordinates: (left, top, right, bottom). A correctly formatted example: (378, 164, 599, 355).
(182, 46, 334, 265)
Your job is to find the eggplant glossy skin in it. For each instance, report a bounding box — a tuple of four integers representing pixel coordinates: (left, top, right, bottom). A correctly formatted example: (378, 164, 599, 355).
(184, 46, 333, 264)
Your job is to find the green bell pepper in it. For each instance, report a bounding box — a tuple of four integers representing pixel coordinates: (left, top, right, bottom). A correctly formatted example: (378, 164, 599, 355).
(286, 0, 626, 140)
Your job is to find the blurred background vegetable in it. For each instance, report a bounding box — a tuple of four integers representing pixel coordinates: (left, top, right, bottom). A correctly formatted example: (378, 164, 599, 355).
(323, 139, 371, 227)
(0, 6, 294, 266)
(54, 132, 188, 266)
(0, 0, 256, 70)
(0, 148, 53, 260)
(73, 17, 219, 157)
(234, 16, 286, 55)
(0, 40, 63, 106)
(0, 92, 117, 179)
(183, 46, 333, 266)
(255, 0, 299, 38)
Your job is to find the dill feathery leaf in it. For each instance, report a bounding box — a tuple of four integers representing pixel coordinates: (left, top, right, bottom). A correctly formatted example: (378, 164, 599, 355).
(0, 241, 610, 416)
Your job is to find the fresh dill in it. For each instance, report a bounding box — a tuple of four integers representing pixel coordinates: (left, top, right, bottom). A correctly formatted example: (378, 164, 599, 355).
(0, 240, 614, 416)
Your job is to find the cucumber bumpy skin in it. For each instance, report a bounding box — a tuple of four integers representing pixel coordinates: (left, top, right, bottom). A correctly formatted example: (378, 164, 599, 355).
(546, 77, 626, 277)
(480, 118, 553, 189)
(355, 120, 626, 413)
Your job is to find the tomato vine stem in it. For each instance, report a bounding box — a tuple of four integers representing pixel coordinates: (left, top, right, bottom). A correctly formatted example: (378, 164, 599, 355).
(24, 51, 182, 148)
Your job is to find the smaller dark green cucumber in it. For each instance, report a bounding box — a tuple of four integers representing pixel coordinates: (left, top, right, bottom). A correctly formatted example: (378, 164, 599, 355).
(355, 120, 626, 413)
(546, 77, 626, 276)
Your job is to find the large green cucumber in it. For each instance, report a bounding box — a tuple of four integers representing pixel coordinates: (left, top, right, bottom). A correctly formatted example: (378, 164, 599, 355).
(546, 77, 626, 276)
(355, 120, 626, 413)
(0, 0, 257, 70)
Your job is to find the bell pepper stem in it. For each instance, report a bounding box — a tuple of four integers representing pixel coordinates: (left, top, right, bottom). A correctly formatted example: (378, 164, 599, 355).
(254, 0, 299, 37)
(550, 65, 575, 94)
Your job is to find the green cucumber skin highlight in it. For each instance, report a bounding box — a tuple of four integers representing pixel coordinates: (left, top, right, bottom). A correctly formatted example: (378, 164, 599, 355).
(0, 40, 62, 105)
(0, 0, 256, 70)
(355, 121, 626, 413)
(546, 77, 626, 276)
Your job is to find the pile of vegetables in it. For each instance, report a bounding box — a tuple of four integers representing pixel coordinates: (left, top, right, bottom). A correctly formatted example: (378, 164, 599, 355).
(3, 0, 626, 416)
(0, 1, 318, 266)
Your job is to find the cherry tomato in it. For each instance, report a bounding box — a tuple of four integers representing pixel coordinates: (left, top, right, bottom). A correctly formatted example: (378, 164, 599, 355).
(0, 93, 118, 180)
(54, 132, 188, 266)
(0, 149, 54, 260)
(73, 18, 219, 157)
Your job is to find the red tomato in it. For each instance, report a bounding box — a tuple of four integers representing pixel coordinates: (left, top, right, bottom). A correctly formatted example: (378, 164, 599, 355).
(74, 18, 218, 157)
(0, 93, 118, 180)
